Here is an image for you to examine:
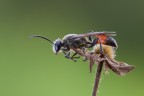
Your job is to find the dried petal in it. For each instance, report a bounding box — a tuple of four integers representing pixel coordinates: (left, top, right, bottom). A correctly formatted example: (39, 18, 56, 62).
(104, 54, 135, 75)
(71, 48, 135, 75)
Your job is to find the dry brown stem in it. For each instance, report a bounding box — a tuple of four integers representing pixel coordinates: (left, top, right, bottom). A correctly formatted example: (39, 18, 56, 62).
(71, 48, 135, 96)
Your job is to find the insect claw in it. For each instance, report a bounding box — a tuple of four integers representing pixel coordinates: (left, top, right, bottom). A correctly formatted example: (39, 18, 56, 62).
(65, 55, 68, 58)
(83, 58, 88, 62)
(73, 60, 77, 62)
(73, 56, 80, 59)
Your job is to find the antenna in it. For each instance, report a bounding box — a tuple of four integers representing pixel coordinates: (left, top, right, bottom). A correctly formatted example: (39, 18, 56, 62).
(30, 35, 54, 45)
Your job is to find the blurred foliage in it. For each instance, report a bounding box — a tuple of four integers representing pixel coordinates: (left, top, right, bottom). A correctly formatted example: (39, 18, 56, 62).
(0, 0, 143, 96)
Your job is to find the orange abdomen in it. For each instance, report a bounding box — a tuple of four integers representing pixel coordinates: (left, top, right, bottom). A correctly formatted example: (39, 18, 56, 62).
(96, 34, 107, 44)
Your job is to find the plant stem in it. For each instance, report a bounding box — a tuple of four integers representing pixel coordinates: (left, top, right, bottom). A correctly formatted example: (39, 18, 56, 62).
(92, 61, 104, 96)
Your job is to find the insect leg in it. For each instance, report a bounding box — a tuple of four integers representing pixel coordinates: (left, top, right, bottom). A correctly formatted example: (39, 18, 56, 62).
(63, 51, 71, 58)
(88, 35, 93, 42)
(61, 48, 72, 59)
(90, 38, 98, 47)
(62, 50, 78, 62)
(68, 53, 78, 62)
(83, 58, 88, 62)
(81, 47, 86, 54)
(71, 52, 77, 58)
(71, 52, 80, 60)
(98, 38, 104, 54)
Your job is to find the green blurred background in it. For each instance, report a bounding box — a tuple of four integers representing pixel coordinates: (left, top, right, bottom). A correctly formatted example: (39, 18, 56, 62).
(0, 0, 143, 96)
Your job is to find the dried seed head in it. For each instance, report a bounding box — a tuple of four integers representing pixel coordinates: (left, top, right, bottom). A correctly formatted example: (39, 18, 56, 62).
(93, 44, 116, 59)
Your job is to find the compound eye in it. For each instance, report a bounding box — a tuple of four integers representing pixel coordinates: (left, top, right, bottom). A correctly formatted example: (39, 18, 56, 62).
(55, 43, 61, 52)
(52, 38, 62, 53)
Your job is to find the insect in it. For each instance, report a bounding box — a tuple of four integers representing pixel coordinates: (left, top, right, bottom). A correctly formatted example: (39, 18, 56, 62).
(31, 32, 135, 96)
(31, 32, 117, 62)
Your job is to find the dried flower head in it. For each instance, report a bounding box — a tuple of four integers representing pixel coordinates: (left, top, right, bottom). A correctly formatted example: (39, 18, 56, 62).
(72, 44, 135, 75)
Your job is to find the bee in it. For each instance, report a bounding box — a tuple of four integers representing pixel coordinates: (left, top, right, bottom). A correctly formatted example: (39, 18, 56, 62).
(31, 32, 117, 62)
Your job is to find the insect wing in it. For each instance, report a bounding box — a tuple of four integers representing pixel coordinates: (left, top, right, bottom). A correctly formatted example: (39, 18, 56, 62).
(71, 32, 116, 39)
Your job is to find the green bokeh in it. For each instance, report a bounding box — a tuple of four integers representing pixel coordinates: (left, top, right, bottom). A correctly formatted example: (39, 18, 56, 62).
(0, 0, 143, 96)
